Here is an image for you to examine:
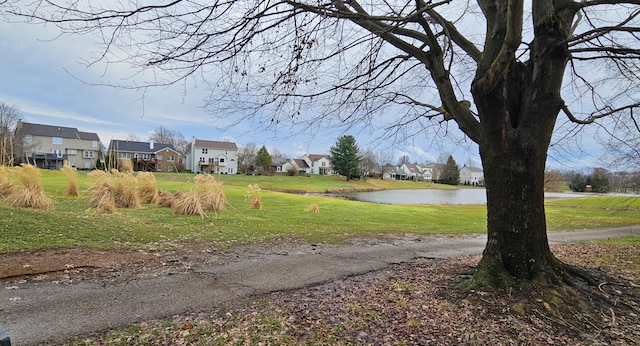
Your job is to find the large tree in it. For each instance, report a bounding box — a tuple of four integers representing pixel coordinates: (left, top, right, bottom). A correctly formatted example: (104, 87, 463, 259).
(330, 135, 361, 181)
(6, 1, 639, 287)
(255, 145, 272, 173)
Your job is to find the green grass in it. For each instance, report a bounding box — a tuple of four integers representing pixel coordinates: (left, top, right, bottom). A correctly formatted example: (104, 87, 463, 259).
(0, 168, 638, 253)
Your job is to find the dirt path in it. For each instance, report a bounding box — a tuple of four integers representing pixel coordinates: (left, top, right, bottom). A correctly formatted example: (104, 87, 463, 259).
(1, 225, 638, 345)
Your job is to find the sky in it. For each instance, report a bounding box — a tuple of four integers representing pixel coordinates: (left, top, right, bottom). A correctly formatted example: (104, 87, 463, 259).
(0, 9, 611, 171)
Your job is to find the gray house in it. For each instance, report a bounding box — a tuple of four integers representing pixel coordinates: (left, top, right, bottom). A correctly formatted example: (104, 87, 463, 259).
(14, 121, 101, 169)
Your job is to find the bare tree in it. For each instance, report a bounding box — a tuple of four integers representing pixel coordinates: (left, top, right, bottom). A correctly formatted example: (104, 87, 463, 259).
(359, 148, 377, 178)
(397, 154, 411, 166)
(6, 1, 639, 288)
(149, 126, 189, 154)
(375, 150, 395, 180)
(237, 143, 258, 173)
(0, 102, 20, 166)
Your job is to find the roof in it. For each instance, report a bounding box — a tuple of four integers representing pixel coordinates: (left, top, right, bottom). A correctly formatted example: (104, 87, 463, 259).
(293, 159, 310, 169)
(17, 121, 100, 141)
(271, 157, 289, 166)
(109, 140, 177, 154)
(193, 139, 238, 150)
(461, 166, 483, 173)
(306, 154, 330, 162)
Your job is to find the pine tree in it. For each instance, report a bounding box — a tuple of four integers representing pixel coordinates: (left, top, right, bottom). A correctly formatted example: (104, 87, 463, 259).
(329, 135, 360, 181)
(255, 146, 272, 174)
(440, 156, 460, 186)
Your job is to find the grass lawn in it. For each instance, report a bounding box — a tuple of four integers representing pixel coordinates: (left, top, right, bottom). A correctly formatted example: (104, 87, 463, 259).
(0, 168, 639, 253)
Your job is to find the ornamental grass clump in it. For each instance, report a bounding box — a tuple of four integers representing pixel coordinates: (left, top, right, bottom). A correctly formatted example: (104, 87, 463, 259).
(305, 203, 320, 213)
(86, 169, 140, 213)
(8, 164, 54, 209)
(109, 169, 140, 209)
(195, 174, 226, 211)
(86, 170, 116, 214)
(137, 172, 158, 204)
(61, 165, 79, 197)
(156, 189, 175, 208)
(119, 159, 133, 174)
(172, 190, 206, 219)
(245, 184, 262, 210)
(0, 166, 14, 198)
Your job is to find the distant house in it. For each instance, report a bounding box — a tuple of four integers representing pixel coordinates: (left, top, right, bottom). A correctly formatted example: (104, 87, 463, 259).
(188, 138, 238, 174)
(108, 140, 180, 172)
(303, 154, 332, 175)
(423, 163, 446, 183)
(14, 121, 101, 170)
(400, 163, 426, 181)
(460, 166, 484, 185)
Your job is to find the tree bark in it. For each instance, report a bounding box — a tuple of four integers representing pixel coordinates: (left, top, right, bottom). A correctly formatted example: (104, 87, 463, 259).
(466, 1, 576, 287)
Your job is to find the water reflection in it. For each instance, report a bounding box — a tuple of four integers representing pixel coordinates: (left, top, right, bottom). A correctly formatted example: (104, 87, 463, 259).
(342, 188, 579, 205)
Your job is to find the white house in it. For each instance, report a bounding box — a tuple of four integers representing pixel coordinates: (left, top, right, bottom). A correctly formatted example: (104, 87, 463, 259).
(303, 154, 332, 175)
(188, 138, 238, 174)
(460, 166, 484, 185)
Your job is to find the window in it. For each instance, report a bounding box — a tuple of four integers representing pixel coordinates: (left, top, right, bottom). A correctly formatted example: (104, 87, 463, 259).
(202, 148, 208, 154)
(52, 137, 63, 145)
(140, 153, 150, 160)
(67, 149, 77, 155)
(83, 151, 95, 159)
(168, 155, 175, 161)
(168, 165, 174, 172)
(52, 149, 62, 156)
(25, 135, 32, 144)
(92, 141, 98, 148)
(322, 161, 326, 167)
(157, 164, 162, 171)
(219, 158, 225, 163)
(199, 157, 206, 162)
(118, 152, 131, 159)
(84, 161, 91, 169)
(32, 147, 43, 154)
(156, 154, 163, 161)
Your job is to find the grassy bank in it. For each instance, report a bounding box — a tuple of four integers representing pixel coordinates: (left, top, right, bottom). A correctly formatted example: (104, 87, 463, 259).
(0, 168, 639, 253)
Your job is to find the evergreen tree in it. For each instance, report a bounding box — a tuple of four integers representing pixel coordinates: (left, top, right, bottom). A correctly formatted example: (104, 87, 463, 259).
(254, 146, 272, 174)
(440, 156, 460, 185)
(329, 135, 360, 181)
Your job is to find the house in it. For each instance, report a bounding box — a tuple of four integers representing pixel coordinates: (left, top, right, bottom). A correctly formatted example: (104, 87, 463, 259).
(188, 138, 238, 174)
(108, 140, 180, 172)
(422, 163, 446, 183)
(280, 158, 311, 174)
(460, 166, 484, 185)
(302, 154, 332, 175)
(390, 166, 409, 180)
(14, 121, 101, 170)
(400, 163, 426, 181)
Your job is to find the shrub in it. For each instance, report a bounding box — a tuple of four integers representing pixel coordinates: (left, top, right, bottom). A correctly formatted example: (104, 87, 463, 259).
(137, 172, 158, 203)
(61, 165, 79, 197)
(245, 184, 262, 210)
(172, 190, 206, 219)
(195, 174, 226, 211)
(8, 164, 55, 209)
(287, 166, 298, 176)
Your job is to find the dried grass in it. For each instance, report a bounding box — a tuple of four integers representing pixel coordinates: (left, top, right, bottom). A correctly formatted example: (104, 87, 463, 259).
(156, 190, 175, 208)
(195, 174, 226, 211)
(172, 190, 206, 219)
(8, 164, 55, 209)
(119, 159, 133, 174)
(86, 169, 140, 211)
(245, 184, 262, 210)
(137, 172, 158, 204)
(305, 203, 320, 213)
(0, 166, 14, 198)
(61, 165, 79, 197)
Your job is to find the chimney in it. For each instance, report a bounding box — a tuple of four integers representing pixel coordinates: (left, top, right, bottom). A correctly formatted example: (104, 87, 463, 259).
(150, 140, 154, 150)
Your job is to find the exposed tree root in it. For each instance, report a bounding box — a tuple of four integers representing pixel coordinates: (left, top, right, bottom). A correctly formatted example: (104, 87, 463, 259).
(463, 254, 640, 344)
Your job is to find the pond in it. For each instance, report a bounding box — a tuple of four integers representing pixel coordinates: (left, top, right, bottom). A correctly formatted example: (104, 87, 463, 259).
(341, 188, 580, 205)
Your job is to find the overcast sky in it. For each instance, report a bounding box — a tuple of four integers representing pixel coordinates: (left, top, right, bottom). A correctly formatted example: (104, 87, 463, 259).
(0, 13, 608, 171)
